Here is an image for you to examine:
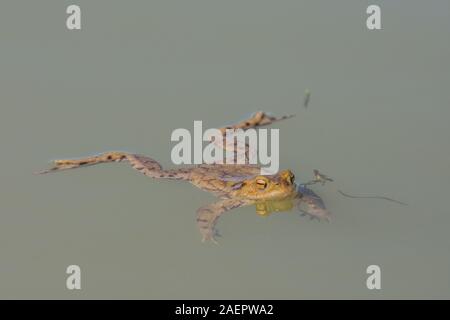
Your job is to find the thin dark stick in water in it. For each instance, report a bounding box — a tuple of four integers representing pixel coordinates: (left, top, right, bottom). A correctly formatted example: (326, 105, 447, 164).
(337, 190, 407, 206)
(303, 89, 311, 108)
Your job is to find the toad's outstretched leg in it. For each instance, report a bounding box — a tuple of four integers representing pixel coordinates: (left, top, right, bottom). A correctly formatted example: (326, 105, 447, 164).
(218, 111, 294, 135)
(36, 152, 190, 180)
(217, 111, 295, 164)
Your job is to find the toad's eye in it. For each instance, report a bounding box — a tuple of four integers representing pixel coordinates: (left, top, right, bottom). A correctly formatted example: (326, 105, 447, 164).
(256, 179, 268, 190)
(289, 174, 295, 185)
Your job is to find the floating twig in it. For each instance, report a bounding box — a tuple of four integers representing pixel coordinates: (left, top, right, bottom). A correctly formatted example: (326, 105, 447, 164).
(337, 190, 408, 206)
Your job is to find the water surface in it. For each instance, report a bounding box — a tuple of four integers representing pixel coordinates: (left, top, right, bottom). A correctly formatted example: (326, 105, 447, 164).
(0, 0, 449, 298)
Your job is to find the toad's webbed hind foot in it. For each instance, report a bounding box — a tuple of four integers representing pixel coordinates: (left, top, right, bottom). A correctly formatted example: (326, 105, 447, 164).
(36, 151, 128, 174)
(219, 111, 294, 135)
(36, 151, 190, 180)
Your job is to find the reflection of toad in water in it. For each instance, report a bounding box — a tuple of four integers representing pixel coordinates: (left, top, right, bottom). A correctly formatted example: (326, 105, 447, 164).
(255, 188, 329, 222)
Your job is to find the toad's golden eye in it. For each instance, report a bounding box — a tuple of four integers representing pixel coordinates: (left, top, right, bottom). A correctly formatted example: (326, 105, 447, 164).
(289, 174, 295, 185)
(256, 178, 268, 189)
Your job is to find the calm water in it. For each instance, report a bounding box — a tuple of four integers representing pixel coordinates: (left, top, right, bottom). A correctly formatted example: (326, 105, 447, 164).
(0, 0, 449, 299)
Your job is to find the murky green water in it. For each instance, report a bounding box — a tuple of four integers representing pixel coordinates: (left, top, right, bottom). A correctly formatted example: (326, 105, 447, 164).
(1, 0, 449, 299)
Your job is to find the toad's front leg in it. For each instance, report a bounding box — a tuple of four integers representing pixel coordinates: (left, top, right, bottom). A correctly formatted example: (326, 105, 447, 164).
(196, 198, 252, 243)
